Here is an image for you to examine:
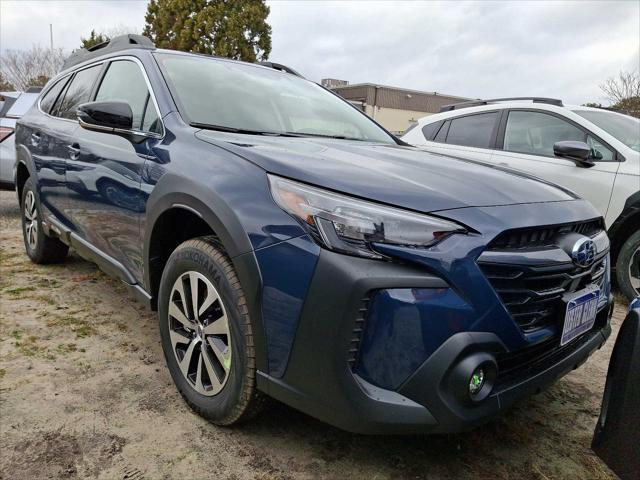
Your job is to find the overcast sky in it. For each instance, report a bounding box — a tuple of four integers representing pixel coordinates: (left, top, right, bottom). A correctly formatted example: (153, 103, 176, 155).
(1, 0, 638, 105)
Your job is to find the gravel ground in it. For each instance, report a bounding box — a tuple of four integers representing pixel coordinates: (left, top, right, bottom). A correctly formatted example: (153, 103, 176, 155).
(0, 189, 625, 480)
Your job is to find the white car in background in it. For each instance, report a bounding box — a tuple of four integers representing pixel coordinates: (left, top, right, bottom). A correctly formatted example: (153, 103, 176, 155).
(0, 88, 42, 189)
(402, 97, 640, 301)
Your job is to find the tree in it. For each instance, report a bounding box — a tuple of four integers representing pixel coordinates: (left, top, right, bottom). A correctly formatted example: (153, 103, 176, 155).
(143, 0, 272, 62)
(0, 45, 66, 91)
(600, 70, 640, 118)
(0, 72, 14, 91)
(81, 30, 110, 49)
(79, 25, 140, 50)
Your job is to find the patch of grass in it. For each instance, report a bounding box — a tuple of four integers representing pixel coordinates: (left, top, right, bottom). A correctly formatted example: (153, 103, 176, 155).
(14, 335, 48, 358)
(47, 315, 96, 338)
(5, 285, 37, 295)
(0, 368, 5, 379)
(36, 278, 62, 289)
(116, 323, 128, 332)
(34, 294, 57, 306)
(10, 330, 22, 340)
(56, 343, 77, 354)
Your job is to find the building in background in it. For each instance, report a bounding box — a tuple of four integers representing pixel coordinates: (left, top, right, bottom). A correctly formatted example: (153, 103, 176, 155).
(322, 79, 469, 135)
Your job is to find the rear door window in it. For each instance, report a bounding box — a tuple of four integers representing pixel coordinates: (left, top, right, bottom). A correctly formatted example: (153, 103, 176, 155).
(444, 112, 499, 148)
(55, 65, 102, 119)
(40, 77, 70, 114)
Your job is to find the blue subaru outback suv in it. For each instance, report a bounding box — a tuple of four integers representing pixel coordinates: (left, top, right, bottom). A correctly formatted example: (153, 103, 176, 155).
(14, 35, 614, 434)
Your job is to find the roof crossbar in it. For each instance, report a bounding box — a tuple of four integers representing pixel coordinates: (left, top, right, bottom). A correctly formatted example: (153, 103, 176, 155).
(439, 97, 564, 112)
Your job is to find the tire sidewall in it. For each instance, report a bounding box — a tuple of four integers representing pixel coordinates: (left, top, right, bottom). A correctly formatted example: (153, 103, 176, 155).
(158, 242, 248, 421)
(616, 230, 640, 301)
(21, 177, 47, 262)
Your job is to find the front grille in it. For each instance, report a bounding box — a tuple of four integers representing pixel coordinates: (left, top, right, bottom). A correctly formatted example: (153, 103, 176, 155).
(479, 255, 607, 333)
(489, 219, 603, 249)
(347, 295, 371, 370)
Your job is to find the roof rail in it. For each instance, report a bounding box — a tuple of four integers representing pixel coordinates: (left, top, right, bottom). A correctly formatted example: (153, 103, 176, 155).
(439, 97, 564, 112)
(62, 34, 156, 70)
(258, 61, 303, 78)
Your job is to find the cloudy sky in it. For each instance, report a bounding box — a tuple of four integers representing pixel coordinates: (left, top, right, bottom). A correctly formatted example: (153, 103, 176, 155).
(1, 0, 638, 105)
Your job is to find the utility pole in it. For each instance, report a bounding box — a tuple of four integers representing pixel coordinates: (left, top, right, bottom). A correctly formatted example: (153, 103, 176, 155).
(49, 24, 54, 76)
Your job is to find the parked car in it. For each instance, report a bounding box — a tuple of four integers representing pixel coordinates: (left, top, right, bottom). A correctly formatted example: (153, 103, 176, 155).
(402, 98, 639, 301)
(0, 88, 41, 189)
(591, 298, 640, 480)
(15, 35, 614, 434)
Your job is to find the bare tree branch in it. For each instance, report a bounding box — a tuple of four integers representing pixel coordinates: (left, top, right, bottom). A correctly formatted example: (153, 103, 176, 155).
(0, 45, 66, 91)
(599, 70, 640, 105)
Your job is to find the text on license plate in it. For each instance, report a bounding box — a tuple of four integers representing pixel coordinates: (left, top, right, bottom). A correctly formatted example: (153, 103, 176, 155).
(561, 288, 600, 346)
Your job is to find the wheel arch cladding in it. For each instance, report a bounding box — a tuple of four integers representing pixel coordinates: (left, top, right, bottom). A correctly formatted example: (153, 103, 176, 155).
(143, 182, 270, 372)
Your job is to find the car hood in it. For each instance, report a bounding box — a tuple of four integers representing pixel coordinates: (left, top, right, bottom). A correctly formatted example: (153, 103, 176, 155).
(195, 131, 577, 213)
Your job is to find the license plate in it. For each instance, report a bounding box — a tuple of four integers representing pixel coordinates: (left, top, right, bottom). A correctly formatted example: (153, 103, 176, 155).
(561, 287, 600, 346)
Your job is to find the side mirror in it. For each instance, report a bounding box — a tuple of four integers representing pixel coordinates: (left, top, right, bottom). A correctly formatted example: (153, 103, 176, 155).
(77, 101, 133, 133)
(553, 141, 595, 168)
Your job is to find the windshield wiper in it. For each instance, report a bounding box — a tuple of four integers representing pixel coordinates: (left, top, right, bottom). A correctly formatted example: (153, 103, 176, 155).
(282, 132, 369, 141)
(190, 122, 303, 137)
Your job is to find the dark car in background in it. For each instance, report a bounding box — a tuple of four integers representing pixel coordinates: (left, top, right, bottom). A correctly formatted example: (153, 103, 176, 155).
(13, 35, 614, 433)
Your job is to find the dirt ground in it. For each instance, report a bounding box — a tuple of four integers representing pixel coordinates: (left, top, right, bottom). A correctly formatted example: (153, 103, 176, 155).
(0, 189, 627, 480)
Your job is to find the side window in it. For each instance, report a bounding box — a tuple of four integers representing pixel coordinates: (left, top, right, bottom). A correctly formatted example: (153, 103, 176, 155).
(445, 112, 499, 148)
(422, 120, 444, 141)
(587, 135, 614, 161)
(433, 120, 449, 143)
(95, 60, 161, 134)
(56, 65, 102, 119)
(504, 111, 586, 157)
(39, 77, 70, 114)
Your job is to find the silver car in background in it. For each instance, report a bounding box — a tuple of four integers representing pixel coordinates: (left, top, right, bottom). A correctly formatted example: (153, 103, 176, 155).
(0, 88, 41, 189)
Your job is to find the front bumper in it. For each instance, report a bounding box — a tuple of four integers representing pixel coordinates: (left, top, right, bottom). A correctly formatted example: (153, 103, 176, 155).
(257, 248, 614, 434)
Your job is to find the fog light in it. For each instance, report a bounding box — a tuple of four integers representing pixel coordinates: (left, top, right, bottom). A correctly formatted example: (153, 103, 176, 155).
(469, 367, 485, 396)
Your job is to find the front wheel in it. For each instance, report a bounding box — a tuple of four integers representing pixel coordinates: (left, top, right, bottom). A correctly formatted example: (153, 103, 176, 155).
(615, 230, 640, 301)
(158, 236, 264, 425)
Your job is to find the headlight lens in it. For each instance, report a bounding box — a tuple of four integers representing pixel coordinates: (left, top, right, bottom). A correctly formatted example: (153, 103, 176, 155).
(268, 175, 466, 259)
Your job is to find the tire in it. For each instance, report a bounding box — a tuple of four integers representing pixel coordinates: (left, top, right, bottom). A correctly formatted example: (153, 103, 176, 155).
(158, 236, 264, 425)
(615, 230, 640, 302)
(21, 177, 69, 264)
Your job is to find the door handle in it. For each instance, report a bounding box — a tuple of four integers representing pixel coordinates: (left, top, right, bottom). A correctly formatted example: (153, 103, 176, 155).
(30, 132, 40, 147)
(68, 143, 81, 160)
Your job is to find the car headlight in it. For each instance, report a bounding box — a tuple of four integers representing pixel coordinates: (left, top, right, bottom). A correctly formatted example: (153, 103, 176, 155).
(268, 174, 466, 259)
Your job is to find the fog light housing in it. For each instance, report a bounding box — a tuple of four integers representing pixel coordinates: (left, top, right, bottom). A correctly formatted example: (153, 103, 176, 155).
(469, 367, 485, 396)
(447, 353, 497, 405)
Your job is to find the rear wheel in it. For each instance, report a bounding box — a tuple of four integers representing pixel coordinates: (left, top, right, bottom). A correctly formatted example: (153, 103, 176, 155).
(21, 177, 68, 264)
(616, 230, 640, 301)
(158, 236, 263, 425)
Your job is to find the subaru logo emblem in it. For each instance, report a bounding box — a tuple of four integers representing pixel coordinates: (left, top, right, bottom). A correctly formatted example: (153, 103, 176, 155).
(571, 237, 596, 267)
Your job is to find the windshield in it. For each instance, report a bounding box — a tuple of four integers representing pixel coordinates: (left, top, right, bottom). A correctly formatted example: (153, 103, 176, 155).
(155, 53, 395, 144)
(573, 109, 640, 152)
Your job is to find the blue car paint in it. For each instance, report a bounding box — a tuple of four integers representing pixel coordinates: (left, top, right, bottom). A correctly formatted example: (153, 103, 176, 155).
(14, 45, 613, 432)
(254, 234, 320, 377)
(356, 287, 474, 390)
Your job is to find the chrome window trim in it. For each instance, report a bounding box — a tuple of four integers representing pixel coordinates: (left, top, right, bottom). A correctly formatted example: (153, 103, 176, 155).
(38, 55, 165, 139)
